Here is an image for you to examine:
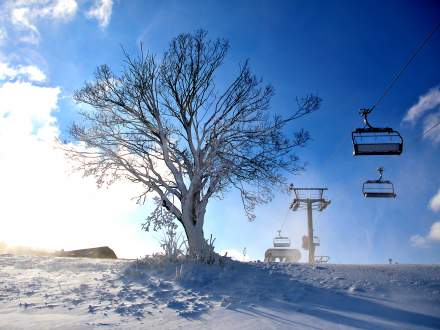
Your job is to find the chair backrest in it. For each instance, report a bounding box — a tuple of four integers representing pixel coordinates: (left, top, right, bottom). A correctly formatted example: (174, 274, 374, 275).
(273, 236, 291, 248)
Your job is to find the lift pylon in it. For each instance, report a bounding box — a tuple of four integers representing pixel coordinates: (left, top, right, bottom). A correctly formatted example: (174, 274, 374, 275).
(289, 185, 330, 264)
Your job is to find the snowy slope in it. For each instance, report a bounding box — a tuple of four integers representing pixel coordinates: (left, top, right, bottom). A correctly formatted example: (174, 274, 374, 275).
(0, 255, 439, 329)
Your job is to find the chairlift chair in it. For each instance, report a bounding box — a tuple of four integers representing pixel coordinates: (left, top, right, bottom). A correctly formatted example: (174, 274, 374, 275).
(362, 167, 396, 198)
(352, 109, 403, 156)
(273, 230, 291, 248)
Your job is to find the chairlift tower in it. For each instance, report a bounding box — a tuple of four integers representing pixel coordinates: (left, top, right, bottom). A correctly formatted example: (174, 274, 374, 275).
(289, 185, 331, 264)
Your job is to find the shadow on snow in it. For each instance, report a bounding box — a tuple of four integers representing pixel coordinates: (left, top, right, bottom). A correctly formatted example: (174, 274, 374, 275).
(121, 260, 440, 329)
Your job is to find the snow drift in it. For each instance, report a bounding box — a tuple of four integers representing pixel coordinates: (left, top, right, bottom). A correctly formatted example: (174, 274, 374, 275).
(0, 255, 439, 329)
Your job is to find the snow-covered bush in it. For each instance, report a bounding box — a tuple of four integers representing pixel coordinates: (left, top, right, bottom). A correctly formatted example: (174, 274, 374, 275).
(160, 227, 187, 262)
(200, 234, 217, 265)
(154, 222, 227, 265)
(138, 232, 229, 268)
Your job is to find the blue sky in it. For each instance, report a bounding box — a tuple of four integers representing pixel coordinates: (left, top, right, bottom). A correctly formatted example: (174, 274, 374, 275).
(0, 0, 439, 263)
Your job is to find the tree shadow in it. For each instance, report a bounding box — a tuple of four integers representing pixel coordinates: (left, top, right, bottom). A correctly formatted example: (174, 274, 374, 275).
(122, 261, 440, 329)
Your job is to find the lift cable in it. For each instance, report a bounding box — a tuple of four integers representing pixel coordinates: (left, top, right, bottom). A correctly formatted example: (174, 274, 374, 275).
(370, 20, 440, 112)
(423, 120, 440, 137)
(279, 205, 291, 233)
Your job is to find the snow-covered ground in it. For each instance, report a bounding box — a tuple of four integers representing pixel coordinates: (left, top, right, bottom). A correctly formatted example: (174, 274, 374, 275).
(0, 255, 439, 329)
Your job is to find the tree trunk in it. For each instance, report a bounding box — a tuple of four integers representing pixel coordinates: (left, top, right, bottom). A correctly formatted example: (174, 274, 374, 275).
(181, 194, 209, 259)
(184, 221, 209, 257)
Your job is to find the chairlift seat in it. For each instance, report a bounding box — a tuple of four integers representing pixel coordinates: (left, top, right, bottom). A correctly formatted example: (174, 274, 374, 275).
(352, 127, 403, 156)
(362, 179, 396, 198)
(363, 192, 396, 198)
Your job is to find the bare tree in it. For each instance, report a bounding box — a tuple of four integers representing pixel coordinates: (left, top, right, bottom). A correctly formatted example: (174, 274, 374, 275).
(66, 30, 321, 258)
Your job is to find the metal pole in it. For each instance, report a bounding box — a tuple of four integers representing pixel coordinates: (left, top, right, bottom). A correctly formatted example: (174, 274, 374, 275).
(307, 199, 314, 264)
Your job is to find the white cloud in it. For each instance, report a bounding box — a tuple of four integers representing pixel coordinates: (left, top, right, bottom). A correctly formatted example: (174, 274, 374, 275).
(410, 221, 440, 248)
(86, 0, 112, 28)
(410, 234, 428, 248)
(410, 188, 440, 247)
(0, 63, 18, 80)
(48, 0, 78, 20)
(1, 0, 111, 45)
(11, 7, 37, 32)
(0, 68, 159, 259)
(428, 221, 440, 241)
(403, 86, 440, 143)
(17, 64, 46, 82)
(404, 86, 440, 124)
(0, 81, 58, 135)
(2, 0, 78, 44)
(429, 189, 440, 212)
(0, 62, 46, 82)
(10, 7, 40, 44)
